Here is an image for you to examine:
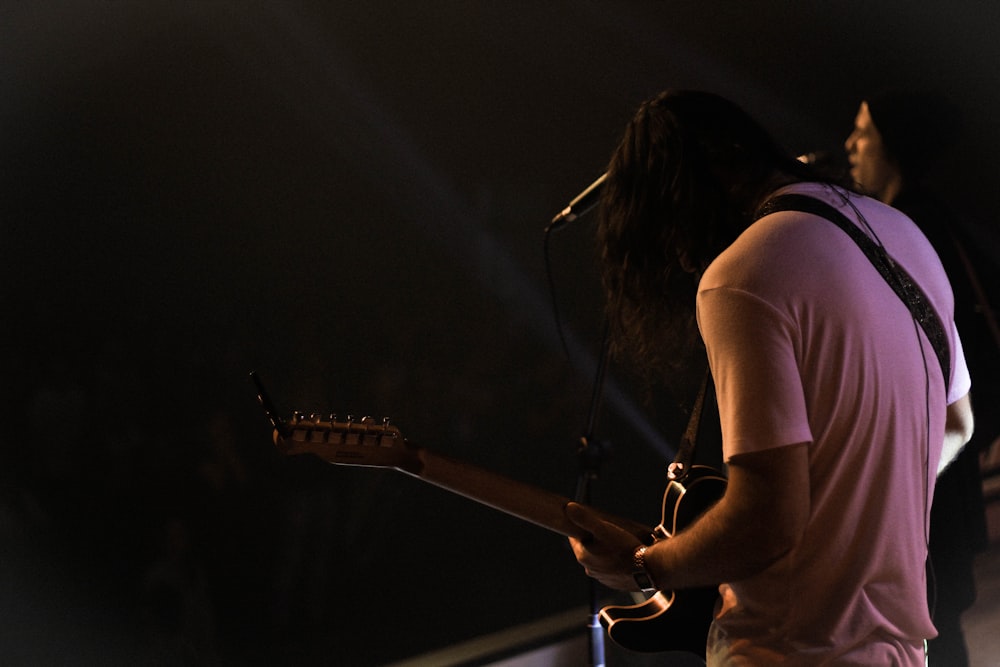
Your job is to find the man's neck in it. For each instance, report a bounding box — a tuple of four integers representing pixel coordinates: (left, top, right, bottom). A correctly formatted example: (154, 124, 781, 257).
(750, 172, 800, 214)
(878, 172, 905, 206)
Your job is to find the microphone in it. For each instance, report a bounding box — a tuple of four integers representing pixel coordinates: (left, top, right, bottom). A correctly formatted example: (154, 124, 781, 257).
(797, 150, 831, 165)
(797, 150, 850, 179)
(796, 150, 837, 166)
(549, 173, 607, 230)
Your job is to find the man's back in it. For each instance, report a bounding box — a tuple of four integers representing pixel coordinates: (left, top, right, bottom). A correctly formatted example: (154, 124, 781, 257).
(697, 183, 970, 664)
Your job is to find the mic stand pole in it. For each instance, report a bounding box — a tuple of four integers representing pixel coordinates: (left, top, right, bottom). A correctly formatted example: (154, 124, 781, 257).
(574, 318, 613, 667)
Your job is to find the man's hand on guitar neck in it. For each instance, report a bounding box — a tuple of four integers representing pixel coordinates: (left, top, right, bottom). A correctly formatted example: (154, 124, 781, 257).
(567, 442, 810, 594)
(566, 503, 648, 592)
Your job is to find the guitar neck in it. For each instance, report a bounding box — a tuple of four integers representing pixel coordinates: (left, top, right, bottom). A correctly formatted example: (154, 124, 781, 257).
(403, 445, 652, 541)
(264, 406, 653, 542)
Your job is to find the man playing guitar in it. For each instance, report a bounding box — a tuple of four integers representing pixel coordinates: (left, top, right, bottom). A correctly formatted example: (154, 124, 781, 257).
(565, 90, 974, 665)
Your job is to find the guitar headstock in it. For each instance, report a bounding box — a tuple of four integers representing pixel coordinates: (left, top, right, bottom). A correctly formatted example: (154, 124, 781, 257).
(275, 413, 419, 472)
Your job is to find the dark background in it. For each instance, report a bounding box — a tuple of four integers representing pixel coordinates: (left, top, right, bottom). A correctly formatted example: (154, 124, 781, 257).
(2, 2, 998, 665)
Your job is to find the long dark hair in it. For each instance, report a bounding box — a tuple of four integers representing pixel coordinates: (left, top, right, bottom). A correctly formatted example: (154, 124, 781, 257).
(597, 90, 836, 381)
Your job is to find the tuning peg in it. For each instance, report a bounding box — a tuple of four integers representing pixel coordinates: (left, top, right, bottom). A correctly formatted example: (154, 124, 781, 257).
(376, 417, 399, 447)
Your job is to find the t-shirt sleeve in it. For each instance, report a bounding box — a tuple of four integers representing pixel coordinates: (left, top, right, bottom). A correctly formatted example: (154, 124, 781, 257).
(697, 286, 814, 461)
(947, 320, 972, 405)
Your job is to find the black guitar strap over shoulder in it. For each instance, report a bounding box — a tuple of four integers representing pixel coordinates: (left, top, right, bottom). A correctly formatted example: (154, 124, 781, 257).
(755, 193, 951, 389)
(668, 368, 711, 480)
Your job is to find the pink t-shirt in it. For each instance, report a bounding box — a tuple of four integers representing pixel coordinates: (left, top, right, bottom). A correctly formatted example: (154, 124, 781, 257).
(697, 183, 971, 665)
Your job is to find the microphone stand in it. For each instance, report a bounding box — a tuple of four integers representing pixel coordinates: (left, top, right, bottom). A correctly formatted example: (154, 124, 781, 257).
(574, 319, 613, 667)
(545, 184, 614, 665)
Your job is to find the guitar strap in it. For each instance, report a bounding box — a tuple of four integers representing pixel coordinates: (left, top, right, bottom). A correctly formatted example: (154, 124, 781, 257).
(755, 193, 951, 389)
(668, 368, 711, 481)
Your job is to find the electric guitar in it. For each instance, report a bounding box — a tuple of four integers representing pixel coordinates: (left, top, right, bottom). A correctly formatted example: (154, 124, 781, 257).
(253, 375, 726, 654)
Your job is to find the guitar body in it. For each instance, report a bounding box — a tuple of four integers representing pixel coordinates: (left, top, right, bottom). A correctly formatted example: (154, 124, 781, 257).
(600, 466, 727, 653)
